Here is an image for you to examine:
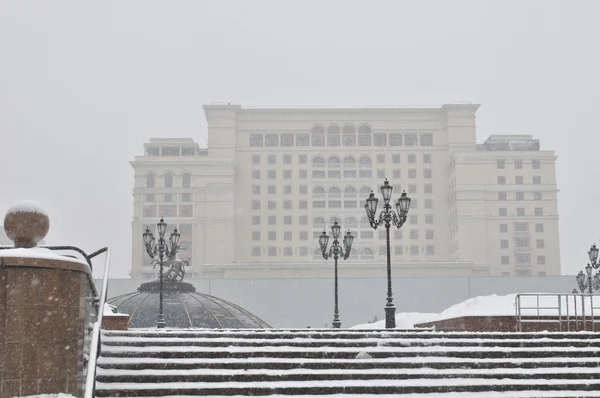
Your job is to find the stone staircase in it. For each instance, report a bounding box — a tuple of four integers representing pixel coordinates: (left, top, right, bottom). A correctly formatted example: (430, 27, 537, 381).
(95, 329, 600, 397)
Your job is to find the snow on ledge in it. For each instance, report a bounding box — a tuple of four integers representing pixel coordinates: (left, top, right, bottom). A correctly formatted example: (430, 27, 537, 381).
(6, 199, 48, 216)
(0, 247, 87, 265)
(19, 394, 76, 398)
(104, 303, 129, 317)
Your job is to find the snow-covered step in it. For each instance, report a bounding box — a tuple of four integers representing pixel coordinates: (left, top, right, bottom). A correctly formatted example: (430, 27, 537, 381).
(94, 378, 600, 397)
(95, 329, 600, 396)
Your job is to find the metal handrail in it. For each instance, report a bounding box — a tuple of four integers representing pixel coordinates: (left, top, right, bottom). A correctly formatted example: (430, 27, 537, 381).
(515, 293, 600, 332)
(84, 247, 111, 398)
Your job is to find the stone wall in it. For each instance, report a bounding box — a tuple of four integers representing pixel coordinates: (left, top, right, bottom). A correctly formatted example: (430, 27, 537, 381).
(0, 256, 96, 398)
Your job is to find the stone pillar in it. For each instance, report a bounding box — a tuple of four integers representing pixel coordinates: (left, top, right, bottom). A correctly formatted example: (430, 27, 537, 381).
(0, 201, 97, 398)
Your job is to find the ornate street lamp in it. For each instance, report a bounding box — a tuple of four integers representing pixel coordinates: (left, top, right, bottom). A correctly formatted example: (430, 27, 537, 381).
(319, 220, 354, 328)
(575, 263, 600, 294)
(142, 217, 181, 328)
(364, 178, 411, 329)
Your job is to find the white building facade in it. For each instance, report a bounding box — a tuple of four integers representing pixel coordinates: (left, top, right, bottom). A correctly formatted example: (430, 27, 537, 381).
(130, 104, 560, 279)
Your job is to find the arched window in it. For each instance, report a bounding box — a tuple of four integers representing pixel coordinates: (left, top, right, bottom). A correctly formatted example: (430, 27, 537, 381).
(359, 156, 372, 168)
(164, 172, 174, 188)
(358, 124, 372, 146)
(311, 125, 325, 147)
(146, 173, 156, 188)
(349, 247, 358, 257)
(312, 156, 325, 166)
(313, 248, 322, 259)
(328, 156, 340, 166)
(329, 217, 340, 225)
(313, 186, 325, 194)
(361, 216, 370, 227)
(343, 125, 356, 146)
(360, 186, 372, 195)
(328, 186, 341, 195)
(344, 216, 357, 226)
(182, 172, 191, 188)
(327, 125, 341, 146)
(344, 186, 357, 195)
(361, 247, 375, 259)
(343, 156, 356, 166)
(313, 217, 326, 227)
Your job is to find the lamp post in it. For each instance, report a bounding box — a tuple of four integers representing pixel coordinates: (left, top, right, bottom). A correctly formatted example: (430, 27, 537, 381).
(364, 178, 411, 329)
(142, 217, 181, 328)
(318, 220, 354, 328)
(573, 244, 600, 294)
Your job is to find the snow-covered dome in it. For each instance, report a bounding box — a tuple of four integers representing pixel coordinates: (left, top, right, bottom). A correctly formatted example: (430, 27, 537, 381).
(107, 280, 271, 329)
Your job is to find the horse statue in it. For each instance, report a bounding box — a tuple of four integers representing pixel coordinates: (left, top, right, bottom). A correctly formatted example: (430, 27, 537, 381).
(152, 257, 190, 282)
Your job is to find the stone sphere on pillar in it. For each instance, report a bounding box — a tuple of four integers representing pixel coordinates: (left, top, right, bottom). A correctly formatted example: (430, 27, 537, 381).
(3, 200, 50, 248)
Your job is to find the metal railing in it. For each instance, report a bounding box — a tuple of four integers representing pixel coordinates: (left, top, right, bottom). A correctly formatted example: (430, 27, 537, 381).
(84, 247, 111, 398)
(515, 293, 600, 332)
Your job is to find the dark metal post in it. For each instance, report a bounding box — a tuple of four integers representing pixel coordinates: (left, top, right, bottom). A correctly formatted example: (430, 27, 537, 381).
(384, 217, 395, 328)
(332, 254, 341, 329)
(157, 247, 166, 328)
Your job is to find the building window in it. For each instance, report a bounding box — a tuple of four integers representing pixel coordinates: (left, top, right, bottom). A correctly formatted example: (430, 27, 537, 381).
(497, 159, 505, 169)
(280, 134, 294, 147)
(500, 224, 508, 233)
(342, 125, 356, 146)
(515, 237, 530, 248)
(500, 240, 509, 249)
(532, 159, 540, 169)
(533, 176, 541, 185)
(296, 134, 309, 146)
(376, 154, 385, 164)
(268, 200, 277, 210)
(498, 192, 507, 201)
(392, 169, 401, 179)
(299, 170, 308, 179)
(182, 193, 192, 202)
(394, 230, 402, 239)
(250, 134, 263, 147)
(536, 239, 545, 249)
(425, 215, 433, 224)
(424, 198, 433, 209)
(268, 186, 276, 195)
(311, 125, 325, 146)
(424, 169, 432, 179)
(515, 176, 524, 185)
(514, 222, 528, 232)
(501, 256, 510, 265)
(252, 201, 261, 210)
(535, 207, 543, 216)
(420, 133, 433, 146)
(515, 254, 531, 265)
(425, 230, 434, 239)
(424, 184, 433, 194)
(515, 160, 523, 169)
(146, 173, 156, 188)
(252, 247, 261, 256)
(164, 173, 174, 188)
(497, 176, 506, 185)
(389, 133, 402, 146)
(516, 191, 524, 201)
(374, 134, 387, 147)
(252, 231, 261, 241)
(143, 205, 157, 217)
(405, 133, 417, 146)
(284, 200, 292, 210)
(392, 154, 401, 164)
(252, 185, 261, 195)
(408, 169, 417, 179)
(537, 255, 546, 265)
(423, 154, 432, 164)
(535, 223, 544, 233)
(410, 230, 419, 240)
(517, 208, 525, 217)
(284, 170, 292, 179)
(534, 192, 542, 201)
(298, 247, 308, 256)
(252, 216, 260, 225)
(358, 124, 371, 146)
(410, 245, 419, 255)
(268, 155, 276, 164)
(282, 154, 292, 164)
(252, 155, 261, 165)
(145, 193, 155, 202)
(298, 155, 307, 164)
(265, 134, 279, 147)
(182, 172, 191, 188)
(252, 170, 260, 179)
(268, 247, 277, 256)
(499, 208, 507, 216)
(299, 231, 308, 240)
(407, 154, 416, 164)
(377, 169, 385, 179)
(284, 231, 292, 241)
(409, 215, 418, 225)
(268, 170, 276, 179)
(299, 201, 308, 209)
(268, 231, 276, 241)
(299, 215, 308, 225)
(426, 245, 435, 255)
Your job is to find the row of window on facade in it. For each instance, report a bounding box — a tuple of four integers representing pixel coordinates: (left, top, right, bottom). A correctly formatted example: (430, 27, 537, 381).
(501, 254, 546, 266)
(497, 176, 544, 185)
(251, 245, 437, 258)
(145, 147, 199, 156)
(498, 192, 544, 201)
(252, 184, 434, 197)
(146, 172, 191, 188)
(145, 193, 193, 203)
(143, 205, 194, 218)
(253, 153, 433, 167)
(497, 159, 541, 169)
(500, 237, 545, 250)
(252, 229, 436, 242)
(250, 213, 435, 226)
(250, 130, 434, 148)
(498, 207, 545, 217)
(250, 198, 436, 213)
(251, 168, 434, 180)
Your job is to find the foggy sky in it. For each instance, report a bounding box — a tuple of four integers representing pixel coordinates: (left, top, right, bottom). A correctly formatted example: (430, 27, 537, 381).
(1, 0, 598, 278)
